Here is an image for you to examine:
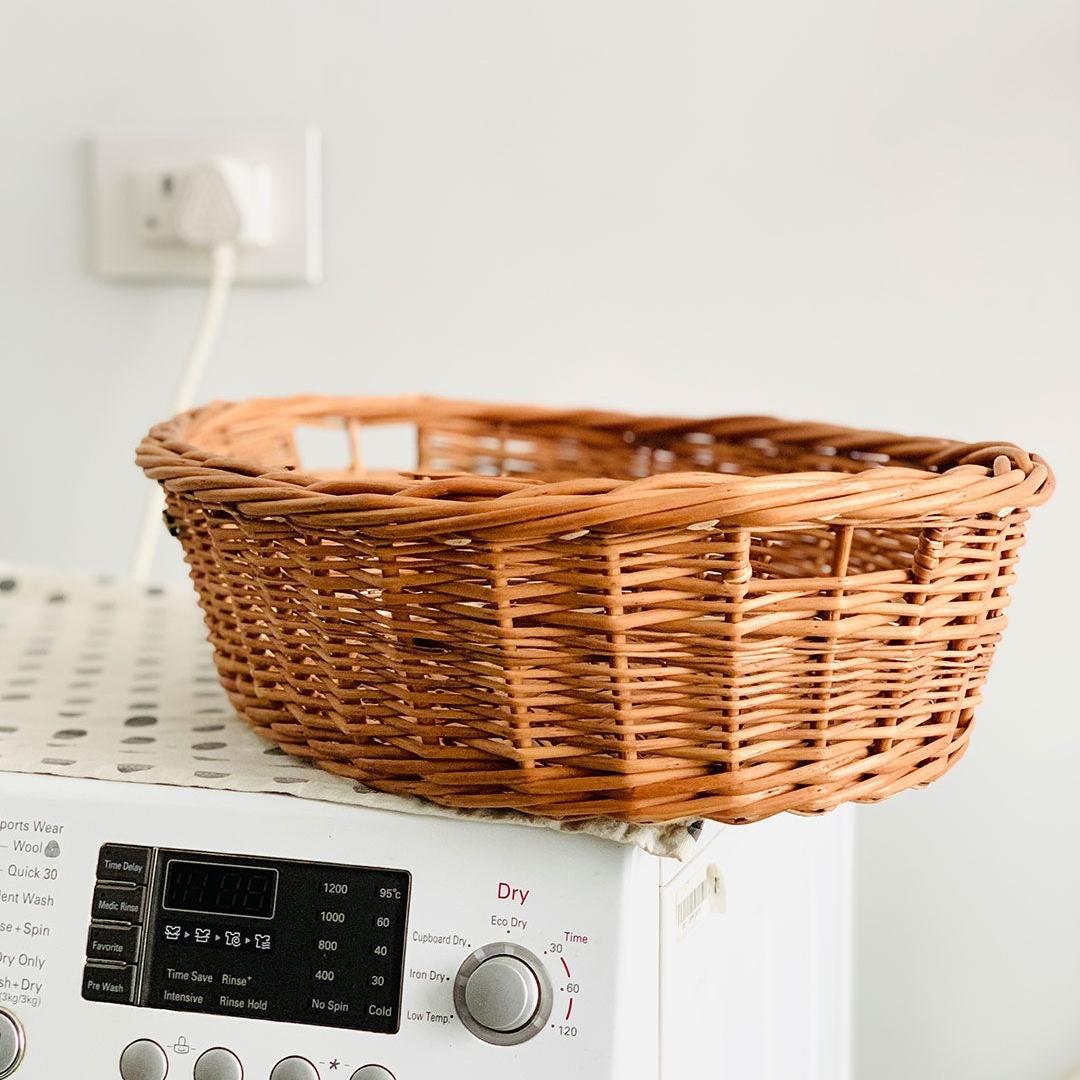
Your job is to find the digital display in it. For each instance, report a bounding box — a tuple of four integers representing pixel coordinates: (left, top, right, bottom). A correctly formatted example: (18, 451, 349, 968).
(163, 859, 278, 919)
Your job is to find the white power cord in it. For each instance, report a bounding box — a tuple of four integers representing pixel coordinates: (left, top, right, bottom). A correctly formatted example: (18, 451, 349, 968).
(129, 242, 237, 583)
(167, 242, 237, 420)
(129, 157, 262, 583)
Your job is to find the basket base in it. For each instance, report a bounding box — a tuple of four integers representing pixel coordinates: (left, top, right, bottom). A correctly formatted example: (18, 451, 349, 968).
(237, 704, 972, 826)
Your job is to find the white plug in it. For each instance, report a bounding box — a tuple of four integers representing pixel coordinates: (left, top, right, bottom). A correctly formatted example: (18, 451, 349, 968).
(172, 157, 273, 249)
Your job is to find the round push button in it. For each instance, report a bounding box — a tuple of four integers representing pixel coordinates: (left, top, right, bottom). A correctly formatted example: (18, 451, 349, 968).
(349, 1068, 395, 1080)
(193, 1047, 243, 1080)
(270, 1058, 318, 1080)
(119, 1039, 167, 1080)
(0, 1008, 25, 1078)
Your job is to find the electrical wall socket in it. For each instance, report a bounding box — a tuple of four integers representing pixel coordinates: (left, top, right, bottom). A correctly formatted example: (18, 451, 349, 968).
(90, 131, 322, 284)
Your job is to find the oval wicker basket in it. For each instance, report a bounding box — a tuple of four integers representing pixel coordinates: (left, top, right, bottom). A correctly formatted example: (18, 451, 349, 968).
(137, 396, 1053, 824)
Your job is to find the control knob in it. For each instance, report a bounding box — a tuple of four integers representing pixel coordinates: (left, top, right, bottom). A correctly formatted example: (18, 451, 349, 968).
(453, 943, 553, 1045)
(0, 1008, 25, 1079)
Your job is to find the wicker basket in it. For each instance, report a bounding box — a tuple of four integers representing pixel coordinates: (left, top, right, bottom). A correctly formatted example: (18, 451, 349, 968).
(137, 396, 1053, 824)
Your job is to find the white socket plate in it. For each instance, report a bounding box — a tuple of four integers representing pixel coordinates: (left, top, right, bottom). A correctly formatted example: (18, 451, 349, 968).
(90, 130, 322, 284)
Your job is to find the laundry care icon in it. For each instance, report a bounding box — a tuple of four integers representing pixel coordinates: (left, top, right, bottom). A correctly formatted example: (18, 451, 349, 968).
(194, 928, 211, 944)
(43, 841, 60, 858)
(164, 925, 182, 942)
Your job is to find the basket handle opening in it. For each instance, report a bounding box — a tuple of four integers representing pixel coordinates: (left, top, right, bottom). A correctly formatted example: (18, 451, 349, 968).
(293, 419, 421, 477)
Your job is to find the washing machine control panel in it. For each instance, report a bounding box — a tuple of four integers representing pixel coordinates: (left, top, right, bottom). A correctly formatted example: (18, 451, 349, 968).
(84, 844, 411, 1034)
(0, 773, 646, 1080)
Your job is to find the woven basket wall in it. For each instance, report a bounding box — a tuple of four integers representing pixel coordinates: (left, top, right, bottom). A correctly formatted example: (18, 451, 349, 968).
(136, 397, 1053, 824)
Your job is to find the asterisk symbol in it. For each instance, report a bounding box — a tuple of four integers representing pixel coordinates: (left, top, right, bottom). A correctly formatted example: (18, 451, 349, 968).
(328, 1061, 340, 1071)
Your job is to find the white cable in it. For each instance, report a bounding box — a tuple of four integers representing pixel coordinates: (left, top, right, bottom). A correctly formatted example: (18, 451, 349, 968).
(129, 243, 237, 583)
(168, 243, 236, 416)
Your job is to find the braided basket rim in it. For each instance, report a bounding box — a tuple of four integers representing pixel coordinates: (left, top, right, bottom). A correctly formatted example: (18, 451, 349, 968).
(136, 395, 1055, 540)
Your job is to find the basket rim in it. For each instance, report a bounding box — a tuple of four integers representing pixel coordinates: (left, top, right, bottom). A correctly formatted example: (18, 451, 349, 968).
(135, 395, 1054, 539)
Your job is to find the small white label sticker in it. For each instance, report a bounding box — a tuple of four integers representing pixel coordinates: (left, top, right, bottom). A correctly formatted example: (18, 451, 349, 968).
(675, 864, 725, 940)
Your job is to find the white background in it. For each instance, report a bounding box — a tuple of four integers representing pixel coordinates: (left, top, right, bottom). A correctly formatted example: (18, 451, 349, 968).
(2, 2, 1077, 1076)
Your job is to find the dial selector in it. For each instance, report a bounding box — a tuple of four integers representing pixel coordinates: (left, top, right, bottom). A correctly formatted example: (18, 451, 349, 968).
(454, 943, 553, 1046)
(465, 955, 540, 1032)
(0, 1008, 25, 1079)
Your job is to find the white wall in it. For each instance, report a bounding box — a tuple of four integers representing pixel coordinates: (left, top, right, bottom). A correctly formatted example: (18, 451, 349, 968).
(3, 2, 1078, 1076)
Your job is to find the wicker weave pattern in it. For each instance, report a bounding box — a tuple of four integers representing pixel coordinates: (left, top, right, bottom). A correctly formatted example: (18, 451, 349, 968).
(137, 397, 1053, 824)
